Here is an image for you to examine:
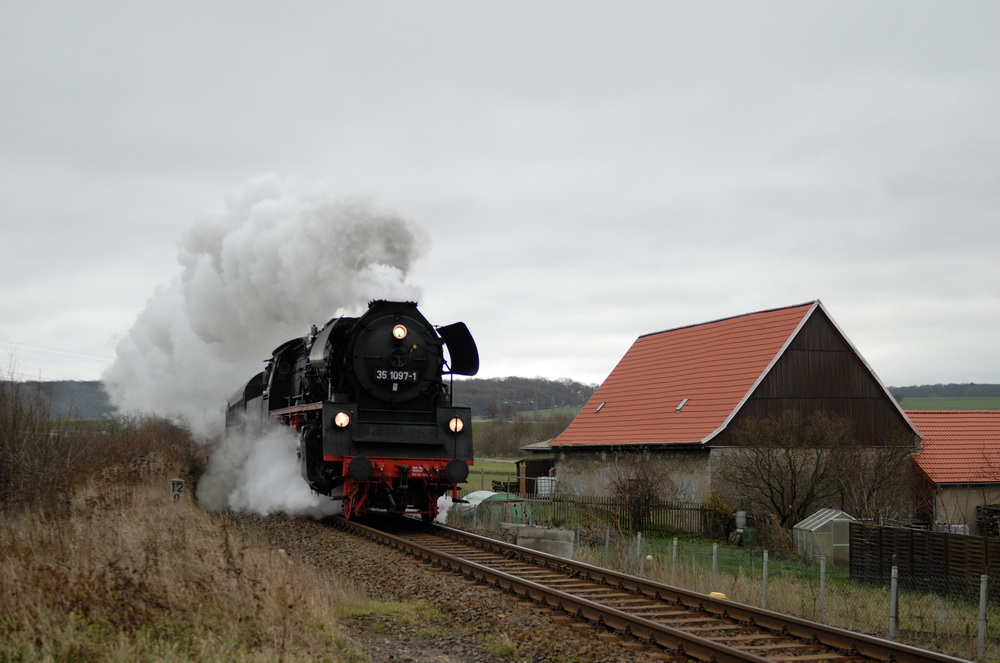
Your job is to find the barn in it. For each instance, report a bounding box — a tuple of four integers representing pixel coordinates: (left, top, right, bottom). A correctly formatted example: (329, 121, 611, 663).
(547, 300, 922, 509)
(909, 410, 1000, 535)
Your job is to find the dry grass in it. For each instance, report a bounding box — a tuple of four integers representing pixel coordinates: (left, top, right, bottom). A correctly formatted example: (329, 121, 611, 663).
(0, 477, 365, 662)
(0, 380, 366, 662)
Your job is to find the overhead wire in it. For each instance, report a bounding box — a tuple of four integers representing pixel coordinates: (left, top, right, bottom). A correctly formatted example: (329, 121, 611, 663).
(0, 333, 114, 381)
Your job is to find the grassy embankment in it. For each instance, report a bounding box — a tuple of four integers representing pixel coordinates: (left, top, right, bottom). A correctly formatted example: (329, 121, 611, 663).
(0, 378, 394, 663)
(2, 478, 368, 662)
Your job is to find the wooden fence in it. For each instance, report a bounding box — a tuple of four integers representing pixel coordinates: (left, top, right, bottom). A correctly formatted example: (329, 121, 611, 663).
(538, 494, 708, 536)
(850, 522, 1000, 598)
(459, 472, 708, 535)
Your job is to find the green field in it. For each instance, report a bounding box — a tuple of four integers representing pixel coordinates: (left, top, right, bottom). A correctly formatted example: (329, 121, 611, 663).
(472, 406, 581, 423)
(897, 397, 1000, 410)
(469, 458, 517, 473)
(464, 458, 518, 495)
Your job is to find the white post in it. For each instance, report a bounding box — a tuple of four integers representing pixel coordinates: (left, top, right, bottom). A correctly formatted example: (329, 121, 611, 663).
(819, 556, 827, 623)
(889, 566, 899, 639)
(761, 550, 769, 609)
(603, 528, 610, 567)
(712, 543, 718, 591)
(979, 574, 988, 659)
(671, 537, 678, 583)
(636, 532, 643, 570)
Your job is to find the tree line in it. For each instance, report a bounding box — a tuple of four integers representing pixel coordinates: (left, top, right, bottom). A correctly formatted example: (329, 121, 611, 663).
(889, 383, 1000, 398)
(8, 379, 996, 421)
(0, 379, 198, 509)
(0, 380, 114, 420)
(451, 376, 597, 418)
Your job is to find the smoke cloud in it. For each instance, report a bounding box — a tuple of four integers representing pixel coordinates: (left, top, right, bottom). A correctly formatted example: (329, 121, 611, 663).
(196, 426, 343, 518)
(104, 175, 426, 517)
(104, 174, 426, 438)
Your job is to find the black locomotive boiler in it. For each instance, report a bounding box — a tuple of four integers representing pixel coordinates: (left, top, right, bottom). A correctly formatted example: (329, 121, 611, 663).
(226, 300, 479, 520)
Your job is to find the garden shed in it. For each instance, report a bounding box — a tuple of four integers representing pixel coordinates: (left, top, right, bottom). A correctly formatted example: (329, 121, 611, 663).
(451, 491, 530, 525)
(793, 508, 856, 567)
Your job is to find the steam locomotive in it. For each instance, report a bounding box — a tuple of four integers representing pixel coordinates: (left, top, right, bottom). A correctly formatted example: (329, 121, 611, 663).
(225, 300, 478, 520)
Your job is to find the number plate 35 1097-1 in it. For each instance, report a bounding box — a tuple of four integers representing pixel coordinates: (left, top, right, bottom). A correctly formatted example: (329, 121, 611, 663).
(374, 369, 419, 382)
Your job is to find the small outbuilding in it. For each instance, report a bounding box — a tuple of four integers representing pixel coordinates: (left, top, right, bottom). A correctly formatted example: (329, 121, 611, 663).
(516, 441, 555, 495)
(793, 508, 856, 567)
(909, 410, 1000, 535)
(451, 491, 530, 525)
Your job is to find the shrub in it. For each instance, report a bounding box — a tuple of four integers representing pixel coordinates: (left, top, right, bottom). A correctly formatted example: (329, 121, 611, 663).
(1, 379, 201, 511)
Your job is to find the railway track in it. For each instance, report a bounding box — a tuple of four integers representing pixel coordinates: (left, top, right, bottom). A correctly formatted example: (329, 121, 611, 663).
(331, 517, 971, 663)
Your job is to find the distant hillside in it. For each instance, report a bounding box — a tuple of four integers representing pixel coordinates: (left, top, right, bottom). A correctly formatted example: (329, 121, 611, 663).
(887, 384, 1000, 410)
(8, 379, 996, 421)
(451, 376, 597, 418)
(888, 383, 1000, 398)
(2, 381, 115, 420)
(7, 377, 597, 422)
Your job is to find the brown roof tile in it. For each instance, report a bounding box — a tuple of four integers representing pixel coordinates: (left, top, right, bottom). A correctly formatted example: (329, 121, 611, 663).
(909, 411, 1000, 484)
(552, 302, 817, 447)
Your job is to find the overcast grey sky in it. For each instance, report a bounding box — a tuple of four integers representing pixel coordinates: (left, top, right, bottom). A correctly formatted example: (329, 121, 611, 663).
(3, 2, 999, 406)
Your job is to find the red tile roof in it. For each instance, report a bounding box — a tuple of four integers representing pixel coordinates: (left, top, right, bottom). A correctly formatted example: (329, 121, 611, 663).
(552, 302, 818, 447)
(909, 411, 1000, 484)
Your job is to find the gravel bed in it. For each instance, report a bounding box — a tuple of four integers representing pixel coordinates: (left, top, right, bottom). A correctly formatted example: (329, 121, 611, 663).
(230, 513, 682, 662)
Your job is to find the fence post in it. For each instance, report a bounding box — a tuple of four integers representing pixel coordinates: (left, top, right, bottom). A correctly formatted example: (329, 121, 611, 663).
(603, 528, 610, 567)
(889, 565, 899, 639)
(636, 532, 643, 570)
(761, 550, 769, 609)
(712, 543, 718, 591)
(671, 537, 678, 584)
(819, 556, 827, 623)
(979, 574, 988, 660)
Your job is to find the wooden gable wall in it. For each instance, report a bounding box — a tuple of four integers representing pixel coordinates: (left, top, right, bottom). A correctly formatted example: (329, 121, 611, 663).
(708, 308, 915, 448)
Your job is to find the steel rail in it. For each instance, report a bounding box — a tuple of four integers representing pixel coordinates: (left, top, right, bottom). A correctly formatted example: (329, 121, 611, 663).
(425, 523, 971, 663)
(334, 516, 776, 662)
(333, 517, 971, 663)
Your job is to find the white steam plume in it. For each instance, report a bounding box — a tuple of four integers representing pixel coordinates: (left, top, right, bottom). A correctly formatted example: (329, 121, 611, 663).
(105, 175, 428, 518)
(104, 174, 426, 439)
(196, 426, 343, 518)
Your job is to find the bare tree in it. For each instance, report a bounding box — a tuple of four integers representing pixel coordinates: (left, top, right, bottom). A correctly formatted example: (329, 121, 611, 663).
(607, 451, 671, 534)
(722, 411, 853, 528)
(0, 379, 57, 505)
(834, 431, 916, 524)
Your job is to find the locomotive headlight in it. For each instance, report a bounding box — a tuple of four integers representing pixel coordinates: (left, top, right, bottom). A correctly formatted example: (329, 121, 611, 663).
(392, 324, 408, 340)
(334, 411, 351, 428)
(448, 417, 465, 433)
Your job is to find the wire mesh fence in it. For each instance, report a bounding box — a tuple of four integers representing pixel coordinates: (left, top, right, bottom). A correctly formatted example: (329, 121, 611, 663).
(449, 495, 1000, 660)
(569, 528, 1000, 661)
(449, 483, 1000, 659)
